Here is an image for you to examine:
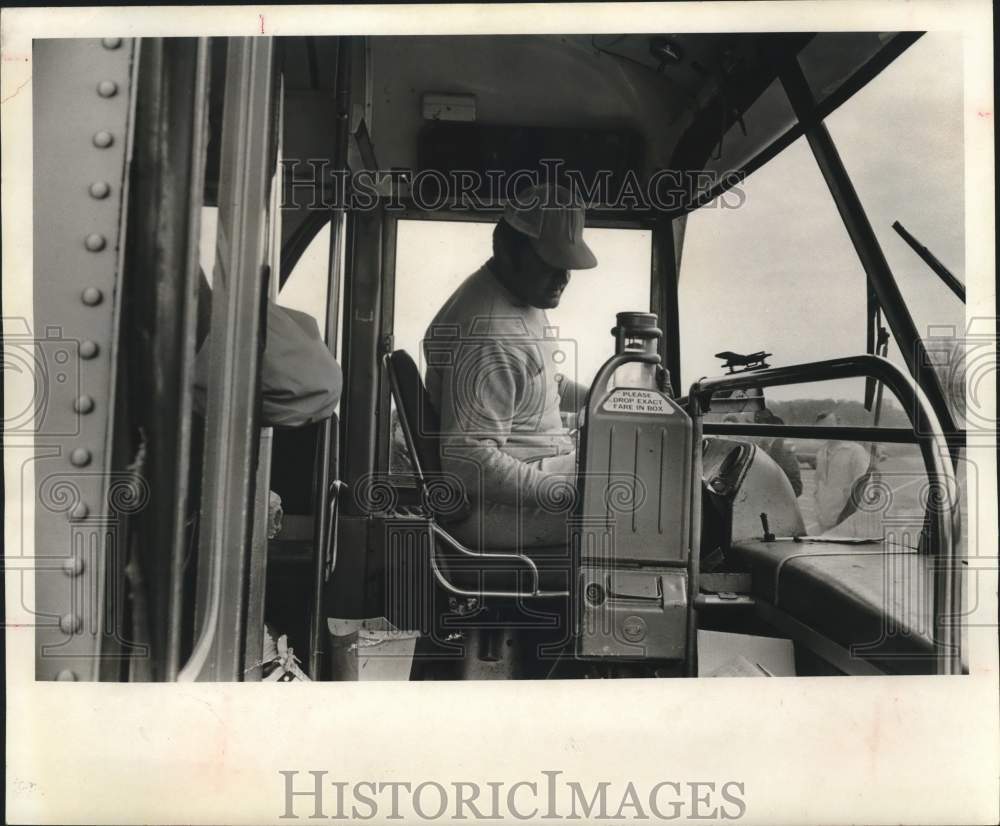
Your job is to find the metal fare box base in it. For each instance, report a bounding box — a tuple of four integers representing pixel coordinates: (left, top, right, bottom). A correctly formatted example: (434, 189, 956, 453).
(576, 566, 688, 660)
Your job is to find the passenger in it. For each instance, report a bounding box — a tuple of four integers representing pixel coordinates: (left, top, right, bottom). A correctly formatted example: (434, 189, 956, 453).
(813, 411, 870, 532)
(423, 183, 597, 549)
(753, 409, 803, 497)
(192, 269, 342, 427)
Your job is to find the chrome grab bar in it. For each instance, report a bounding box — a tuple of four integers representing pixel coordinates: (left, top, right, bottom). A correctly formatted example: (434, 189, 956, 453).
(324, 480, 346, 581)
(427, 522, 570, 599)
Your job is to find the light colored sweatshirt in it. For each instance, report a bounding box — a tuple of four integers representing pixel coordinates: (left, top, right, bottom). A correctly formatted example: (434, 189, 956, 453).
(423, 264, 575, 507)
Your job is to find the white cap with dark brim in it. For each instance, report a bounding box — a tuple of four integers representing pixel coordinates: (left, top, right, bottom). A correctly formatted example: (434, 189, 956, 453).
(502, 183, 598, 270)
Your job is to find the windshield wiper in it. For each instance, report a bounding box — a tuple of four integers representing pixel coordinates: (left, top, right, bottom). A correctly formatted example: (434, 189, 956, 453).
(892, 220, 965, 303)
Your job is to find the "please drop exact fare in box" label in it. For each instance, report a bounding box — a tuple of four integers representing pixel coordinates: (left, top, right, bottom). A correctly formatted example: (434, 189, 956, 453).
(601, 388, 673, 415)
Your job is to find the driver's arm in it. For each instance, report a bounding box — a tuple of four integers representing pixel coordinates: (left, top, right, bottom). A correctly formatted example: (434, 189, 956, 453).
(437, 341, 550, 508)
(556, 373, 589, 415)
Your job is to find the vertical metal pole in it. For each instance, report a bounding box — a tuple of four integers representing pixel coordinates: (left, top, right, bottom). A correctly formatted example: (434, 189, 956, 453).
(308, 36, 352, 680)
(685, 399, 703, 677)
(374, 213, 399, 475)
(651, 217, 682, 396)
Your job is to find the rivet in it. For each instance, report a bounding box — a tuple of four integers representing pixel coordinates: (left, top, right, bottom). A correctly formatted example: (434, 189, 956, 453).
(93, 131, 114, 149)
(89, 181, 110, 199)
(85, 234, 106, 252)
(63, 552, 85, 576)
(56, 669, 78, 681)
(74, 395, 95, 414)
(81, 287, 103, 306)
(102, 38, 122, 50)
(59, 613, 83, 634)
(69, 502, 90, 521)
(80, 340, 100, 359)
(97, 80, 118, 98)
(70, 447, 92, 467)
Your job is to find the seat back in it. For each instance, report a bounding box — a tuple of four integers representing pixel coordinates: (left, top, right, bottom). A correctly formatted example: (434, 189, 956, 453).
(385, 350, 561, 593)
(385, 349, 442, 487)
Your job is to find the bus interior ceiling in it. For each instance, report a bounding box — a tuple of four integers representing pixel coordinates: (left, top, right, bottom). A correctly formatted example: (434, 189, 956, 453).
(266, 33, 913, 273)
(275, 34, 784, 202)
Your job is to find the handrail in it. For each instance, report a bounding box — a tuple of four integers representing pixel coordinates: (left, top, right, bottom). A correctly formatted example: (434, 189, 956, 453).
(688, 354, 962, 675)
(700, 423, 966, 447)
(429, 524, 569, 599)
(307, 477, 345, 680)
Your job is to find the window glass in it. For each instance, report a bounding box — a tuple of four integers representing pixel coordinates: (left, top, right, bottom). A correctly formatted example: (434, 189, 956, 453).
(797, 32, 895, 106)
(199, 205, 219, 284)
(393, 220, 651, 386)
(703, 377, 931, 538)
(278, 221, 331, 332)
(679, 135, 867, 403)
(678, 118, 958, 540)
(704, 78, 796, 175)
(825, 33, 965, 421)
(201, 208, 334, 332)
(792, 437, 925, 541)
(389, 219, 652, 474)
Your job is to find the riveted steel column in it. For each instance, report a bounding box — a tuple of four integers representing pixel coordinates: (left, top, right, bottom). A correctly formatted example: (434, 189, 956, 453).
(32, 38, 137, 681)
(178, 38, 276, 682)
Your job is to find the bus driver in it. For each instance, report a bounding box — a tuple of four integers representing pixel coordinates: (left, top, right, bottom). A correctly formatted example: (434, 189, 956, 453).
(423, 183, 597, 550)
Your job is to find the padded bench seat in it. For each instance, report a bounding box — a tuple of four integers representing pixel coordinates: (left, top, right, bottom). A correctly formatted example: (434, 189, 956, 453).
(728, 538, 940, 674)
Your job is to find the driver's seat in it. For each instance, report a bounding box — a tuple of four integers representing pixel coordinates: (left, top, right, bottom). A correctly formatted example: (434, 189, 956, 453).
(384, 350, 572, 596)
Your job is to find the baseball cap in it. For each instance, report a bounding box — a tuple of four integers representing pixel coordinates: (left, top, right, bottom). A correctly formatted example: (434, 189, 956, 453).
(503, 183, 598, 270)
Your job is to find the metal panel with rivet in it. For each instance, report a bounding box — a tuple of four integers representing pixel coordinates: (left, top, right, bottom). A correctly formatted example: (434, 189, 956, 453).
(33, 38, 136, 681)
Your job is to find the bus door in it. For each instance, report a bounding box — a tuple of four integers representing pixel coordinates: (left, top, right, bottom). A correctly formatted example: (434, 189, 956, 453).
(178, 37, 280, 682)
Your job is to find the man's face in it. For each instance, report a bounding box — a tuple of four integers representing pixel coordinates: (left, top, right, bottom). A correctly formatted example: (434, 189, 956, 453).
(507, 241, 571, 310)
